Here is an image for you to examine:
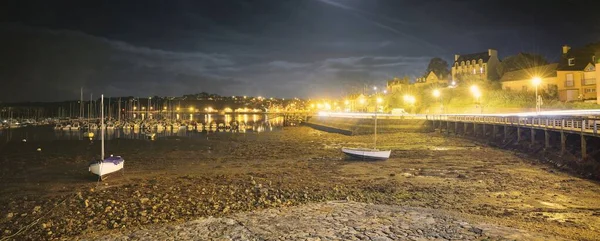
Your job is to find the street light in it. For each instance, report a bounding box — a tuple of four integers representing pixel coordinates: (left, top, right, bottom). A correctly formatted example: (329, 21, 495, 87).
(470, 85, 482, 113)
(433, 89, 442, 113)
(532, 77, 542, 113)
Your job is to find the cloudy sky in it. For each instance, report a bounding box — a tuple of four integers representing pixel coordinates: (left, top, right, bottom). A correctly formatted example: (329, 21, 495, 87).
(1, 0, 598, 102)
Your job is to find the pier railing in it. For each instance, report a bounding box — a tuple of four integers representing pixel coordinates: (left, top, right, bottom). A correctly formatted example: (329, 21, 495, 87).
(427, 115, 600, 136)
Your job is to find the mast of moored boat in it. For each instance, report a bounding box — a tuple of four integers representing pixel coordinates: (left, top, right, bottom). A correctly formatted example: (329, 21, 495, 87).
(101, 95, 104, 160)
(374, 112, 377, 149)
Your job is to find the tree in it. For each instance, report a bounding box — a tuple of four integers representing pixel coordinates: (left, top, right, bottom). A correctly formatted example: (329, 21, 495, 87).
(498, 53, 549, 76)
(424, 57, 450, 79)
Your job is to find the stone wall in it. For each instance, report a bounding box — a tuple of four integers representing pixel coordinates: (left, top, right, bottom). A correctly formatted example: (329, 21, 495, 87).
(305, 116, 429, 135)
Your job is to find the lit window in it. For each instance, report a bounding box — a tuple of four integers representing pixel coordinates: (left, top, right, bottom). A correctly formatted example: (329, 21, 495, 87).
(565, 73, 574, 87)
(480, 67, 483, 73)
(585, 88, 596, 93)
(568, 58, 575, 66)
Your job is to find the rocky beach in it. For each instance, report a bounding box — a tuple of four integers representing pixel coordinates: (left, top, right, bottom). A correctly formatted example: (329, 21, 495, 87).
(1, 126, 600, 240)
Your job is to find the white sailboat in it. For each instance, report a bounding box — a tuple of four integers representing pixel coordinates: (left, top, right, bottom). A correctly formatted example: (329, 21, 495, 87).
(89, 94, 124, 180)
(342, 110, 391, 160)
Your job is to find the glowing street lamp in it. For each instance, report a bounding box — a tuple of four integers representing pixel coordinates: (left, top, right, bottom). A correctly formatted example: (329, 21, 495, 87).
(376, 97, 383, 104)
(532, 77, 542, 113)
(433, 89, 443, 113)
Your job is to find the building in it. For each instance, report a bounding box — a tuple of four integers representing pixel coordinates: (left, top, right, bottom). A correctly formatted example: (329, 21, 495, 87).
(451, 49, 501, 83)
(597, 50, 600, 104)
(500, 63, 558, 92)
(415, 71, 449, 88)
(386, 77, 410, 94)
(556, 45, 596, 102)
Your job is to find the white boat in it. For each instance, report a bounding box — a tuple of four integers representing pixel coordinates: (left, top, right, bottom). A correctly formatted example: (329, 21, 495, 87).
(342, 101, 391, 160)
(341, 148, 391, 160)
(89, 94, 124, 180)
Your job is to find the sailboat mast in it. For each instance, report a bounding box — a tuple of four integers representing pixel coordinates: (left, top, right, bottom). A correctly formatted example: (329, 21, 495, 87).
(374, 112, 377, 149)
(80, 87, 83, 119)
(101, 94, 105, 160)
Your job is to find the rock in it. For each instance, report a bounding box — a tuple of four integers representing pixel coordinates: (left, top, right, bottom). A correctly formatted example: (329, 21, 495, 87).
(84, 199, 89, 208)
(140, 197, 150, 204)
(457, 174, 467, 179)
(401, 173, 413, 178)
(33, 206, 42, 214)
(6, 212, 13, 219)
(469, 227, 483, 235)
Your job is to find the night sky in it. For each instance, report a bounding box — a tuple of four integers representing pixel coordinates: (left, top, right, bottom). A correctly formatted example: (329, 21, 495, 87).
(1, 0, 598, 102)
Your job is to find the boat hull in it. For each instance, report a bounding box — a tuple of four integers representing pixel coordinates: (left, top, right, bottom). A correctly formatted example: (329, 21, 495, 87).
(89, 159, 124, 177)
(342, 148, 391, 160)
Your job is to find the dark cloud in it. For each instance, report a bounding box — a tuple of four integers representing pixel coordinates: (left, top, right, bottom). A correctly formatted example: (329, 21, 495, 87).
(0, 0, 597, 101)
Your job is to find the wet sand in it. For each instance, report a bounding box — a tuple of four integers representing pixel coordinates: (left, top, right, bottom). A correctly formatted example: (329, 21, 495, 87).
(1, 127, 599, 240)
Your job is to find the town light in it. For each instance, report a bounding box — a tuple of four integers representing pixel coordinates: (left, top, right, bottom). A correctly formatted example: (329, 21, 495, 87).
(470, 85, 479, 94)
(532, 77, 542, 86)
(383, 90, 387, 94)
(433, 89, 441, 98)
(344, 100, 349, 105)
(176, 107, 180, 111)
(189, 107, 194, 112)
(403, 95, 415, 105)
(376, 97, 383, 104)
(359, 98, 366, 104)
(163, 107, 167, 110)
(373, 86, 377, 91)
(133, 106, 137, 110)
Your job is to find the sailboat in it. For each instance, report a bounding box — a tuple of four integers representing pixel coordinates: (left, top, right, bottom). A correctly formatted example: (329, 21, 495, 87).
(89, 94, 124, 180)
(83, 93, 95, 138)
(342, 110, 391, 160)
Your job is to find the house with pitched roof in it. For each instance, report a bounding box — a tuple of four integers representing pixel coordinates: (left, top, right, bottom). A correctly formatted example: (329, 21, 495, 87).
(415, 71, 449, 88)
(500, 63, 558, 92)
(451, 49, 501, 83)
(556, 45, 596, 102)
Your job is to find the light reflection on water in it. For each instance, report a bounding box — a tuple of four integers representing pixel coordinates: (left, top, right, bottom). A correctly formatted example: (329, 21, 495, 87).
(0, 114, 283, 142)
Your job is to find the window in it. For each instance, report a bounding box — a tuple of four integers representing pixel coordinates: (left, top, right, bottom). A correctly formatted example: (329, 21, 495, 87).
(472, 60, 476, 65)
(565, 73, 574, 87)
(585, 88, 596, 93)
(461, 61, 465, 66)
(478, 59, 483, 64)
(480, 67, 483, 74)
(473, 69, 476, 74)
(568, 58, 575, 66)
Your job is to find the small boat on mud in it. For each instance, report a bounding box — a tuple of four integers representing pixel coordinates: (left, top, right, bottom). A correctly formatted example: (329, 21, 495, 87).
(341, 148, 391, 160)
(342, 106, 390, 160)
(89, 94, 124, 180)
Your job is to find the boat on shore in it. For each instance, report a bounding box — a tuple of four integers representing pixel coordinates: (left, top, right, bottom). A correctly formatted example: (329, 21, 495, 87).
(341, 148, 391, 160)
(342, 100, 391, 160)
(89, 94, 124, 181)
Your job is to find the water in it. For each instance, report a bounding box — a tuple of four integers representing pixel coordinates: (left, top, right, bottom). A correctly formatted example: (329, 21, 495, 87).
(0, 114, 284, 142)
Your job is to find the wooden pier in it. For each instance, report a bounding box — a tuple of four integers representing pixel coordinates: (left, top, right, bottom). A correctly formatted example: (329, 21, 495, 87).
(427, 115, 600, 160)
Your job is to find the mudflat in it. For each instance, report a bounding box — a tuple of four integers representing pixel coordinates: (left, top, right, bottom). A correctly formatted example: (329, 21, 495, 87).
(1, 127, 599, 240)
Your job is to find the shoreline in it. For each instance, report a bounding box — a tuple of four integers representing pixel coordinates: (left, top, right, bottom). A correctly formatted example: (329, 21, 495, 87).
(1, 127, 599, 240)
